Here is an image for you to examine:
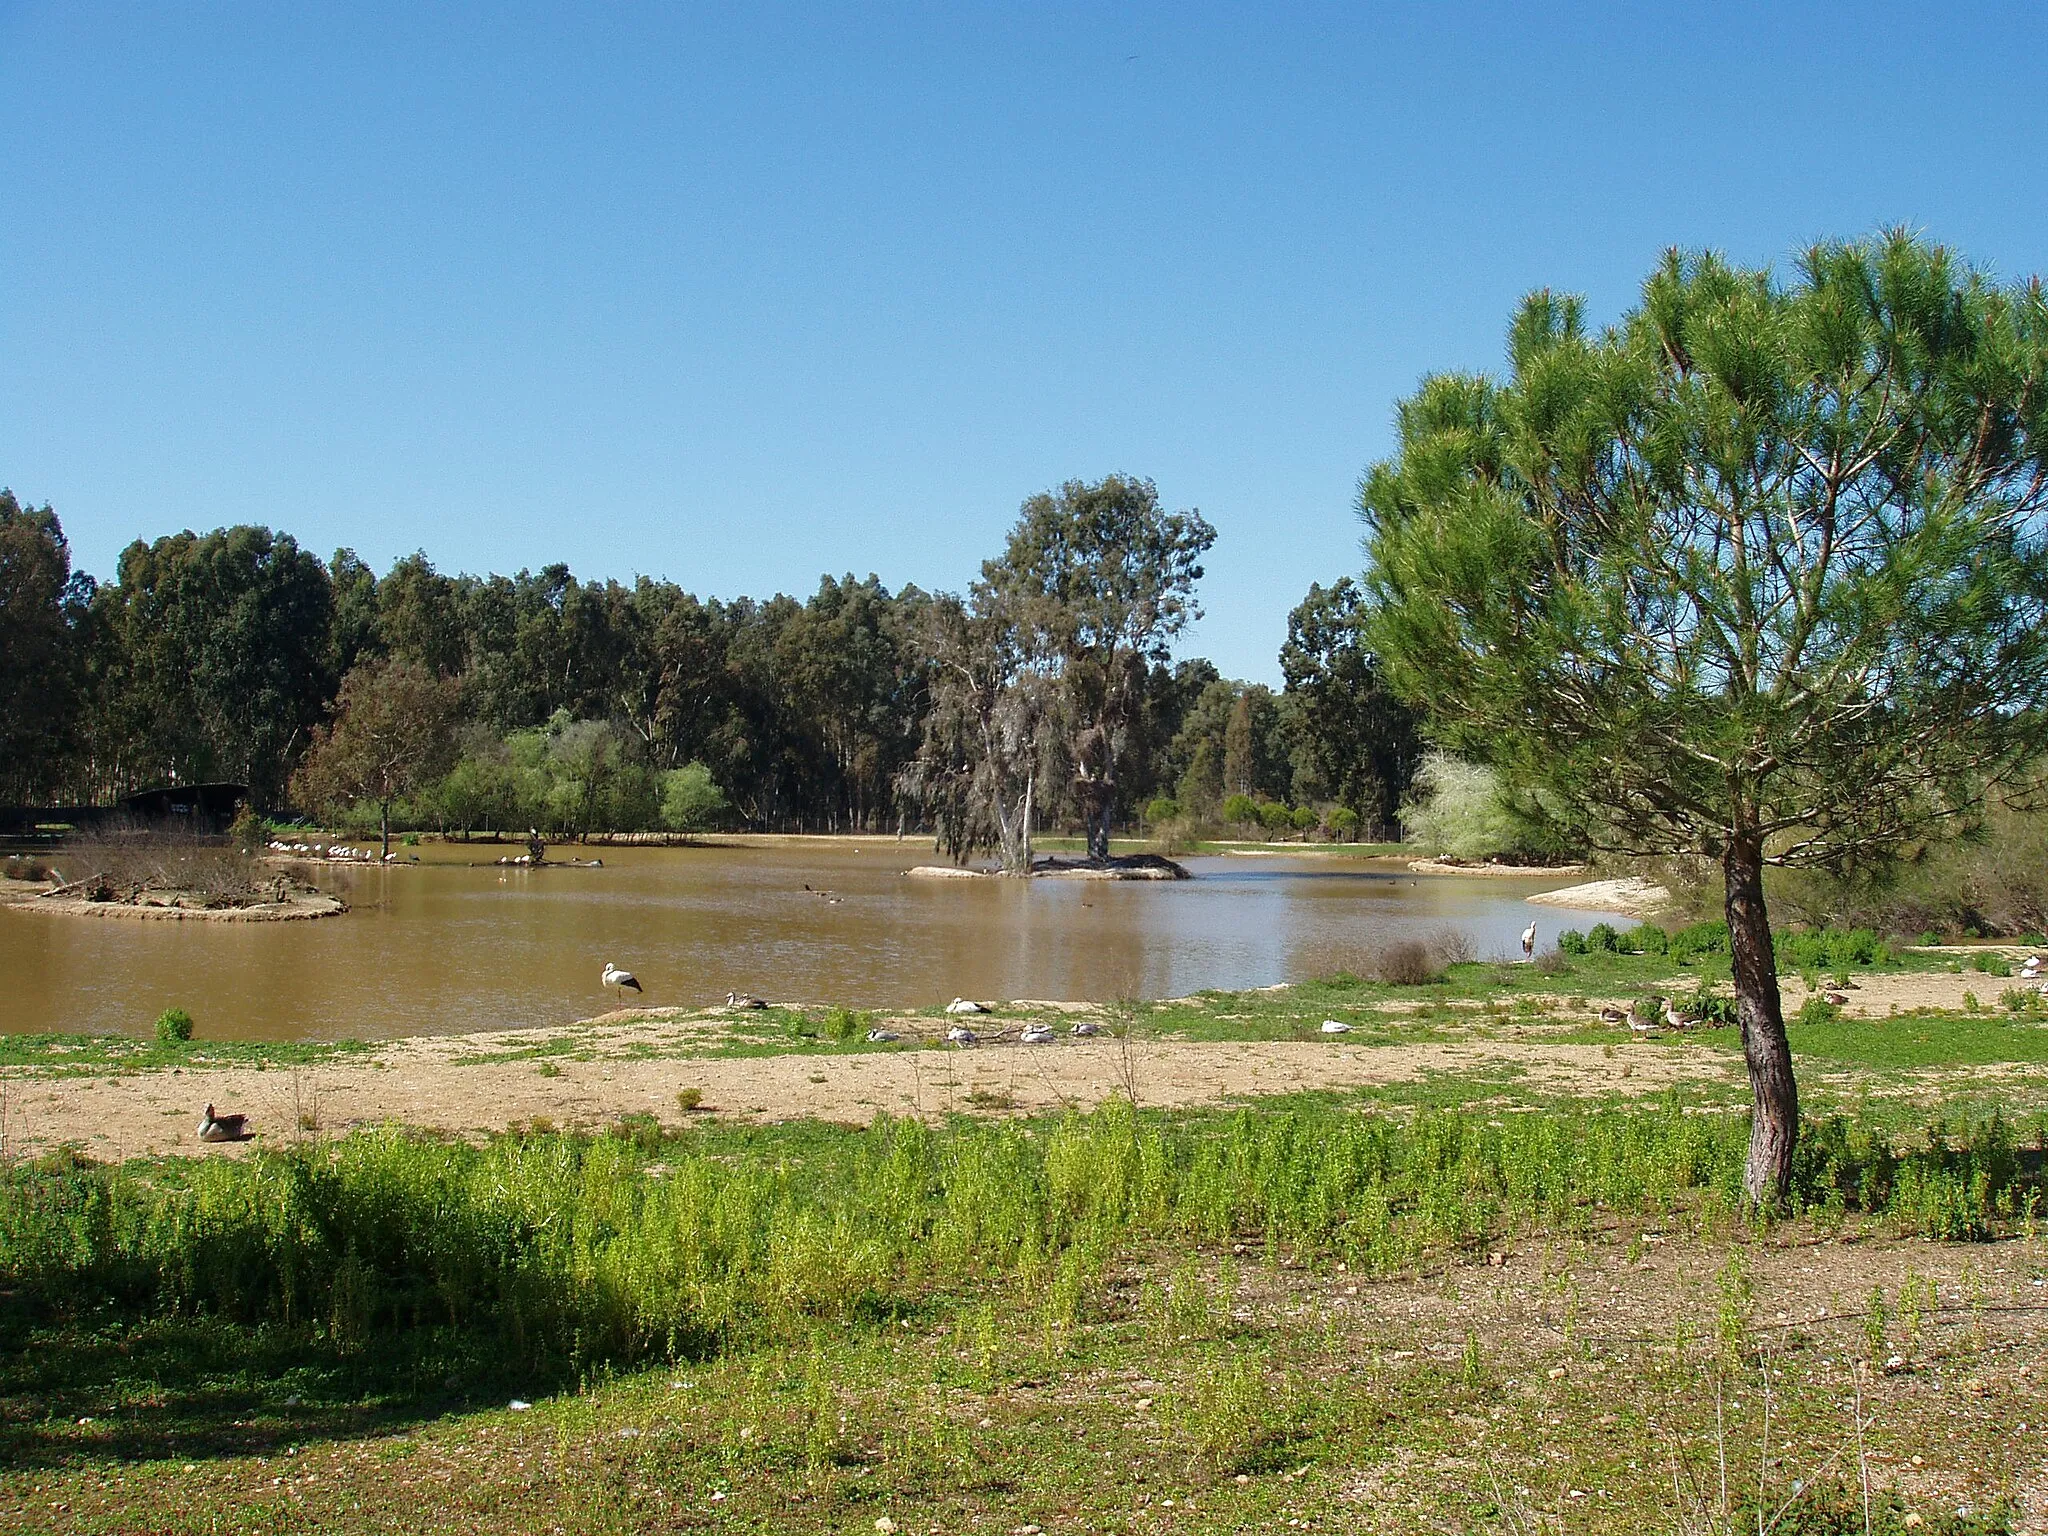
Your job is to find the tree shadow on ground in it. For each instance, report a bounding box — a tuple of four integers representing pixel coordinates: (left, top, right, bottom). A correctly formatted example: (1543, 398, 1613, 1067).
(0, 1302, 573, 1470)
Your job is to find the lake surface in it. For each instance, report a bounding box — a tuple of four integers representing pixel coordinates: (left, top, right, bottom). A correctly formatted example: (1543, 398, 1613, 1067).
(0, 841, 1629, 1042)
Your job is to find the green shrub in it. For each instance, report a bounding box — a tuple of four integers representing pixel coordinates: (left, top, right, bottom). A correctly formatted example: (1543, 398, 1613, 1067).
(1556, 929, 1589, 955)
(1628, 923, 1669, 955)
(1221, 793, 1259, 829)
(154, 1008, 195, 1046)
(1796, 995, 1842, 1027)
(659, 761, 730, 833)
(1143, 796, 1180, 827)
(827, 1007, 867, 1043)
(1586, 921, 1620, 953)
(2000, 987, 2043, 1015)
(1326, 806, 1360, 840)
(1971, 951, 2012, 977)
(1289, 806, 1318, 832)
(1668, 921, 1730, 964)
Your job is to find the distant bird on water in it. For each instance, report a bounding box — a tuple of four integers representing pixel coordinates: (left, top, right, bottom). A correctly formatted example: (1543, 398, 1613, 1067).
(1520, 921, 1538, 959)
(197, 1103, 248, 1143)
(602, 962, 642, 1001)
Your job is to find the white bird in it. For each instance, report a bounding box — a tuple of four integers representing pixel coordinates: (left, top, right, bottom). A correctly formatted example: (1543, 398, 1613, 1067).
(946, 1024, 978, 1045)
(726, 991, 767, 1009)
(1020, 1022, 1055, 1045)
(1320, 1020, 1353, 1034)
(945, 998, 989, 1015)
(197, 1103, 248, 1142)
(602, 962, 642, 1001)
(1520, 921, 1538, 959)
(1070, 1020, 1101, 1037)
(865, 1027, 901, 1043)
(2021, 955, 2042, 977)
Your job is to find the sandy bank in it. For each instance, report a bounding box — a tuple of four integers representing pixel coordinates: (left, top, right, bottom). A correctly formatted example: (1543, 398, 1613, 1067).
(1407, 859, 1589, 879)
(1524, 876, 1673, 917)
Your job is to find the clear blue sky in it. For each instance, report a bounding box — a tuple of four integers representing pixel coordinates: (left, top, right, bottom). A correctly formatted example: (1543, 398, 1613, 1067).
(5, 3, 2044, 683)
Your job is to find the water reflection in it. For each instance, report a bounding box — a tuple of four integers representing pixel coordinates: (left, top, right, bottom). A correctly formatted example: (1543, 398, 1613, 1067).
(0, 842, 1627, 1042)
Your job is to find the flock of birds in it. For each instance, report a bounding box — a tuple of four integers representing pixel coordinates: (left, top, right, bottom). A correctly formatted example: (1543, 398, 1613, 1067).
(267, 840, 397, 863)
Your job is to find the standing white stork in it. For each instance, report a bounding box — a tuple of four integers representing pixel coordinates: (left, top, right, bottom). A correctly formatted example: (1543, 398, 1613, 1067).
(1520, 921, 1537, 960)
(601, 962, 642, 1002)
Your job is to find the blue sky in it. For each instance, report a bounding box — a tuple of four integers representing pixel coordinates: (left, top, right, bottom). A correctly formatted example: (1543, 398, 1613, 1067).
(4, 3, 2044, 683)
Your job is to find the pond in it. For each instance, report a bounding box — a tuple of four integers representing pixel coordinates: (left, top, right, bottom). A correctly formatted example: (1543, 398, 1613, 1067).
(0, 840, 1631, 1042)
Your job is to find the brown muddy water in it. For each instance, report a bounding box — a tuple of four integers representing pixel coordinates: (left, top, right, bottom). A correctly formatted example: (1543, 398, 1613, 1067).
(0, 840, 1629, 1042)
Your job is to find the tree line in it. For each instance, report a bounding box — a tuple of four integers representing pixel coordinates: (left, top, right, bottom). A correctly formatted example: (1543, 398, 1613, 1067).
(0, 477, 1421, 852)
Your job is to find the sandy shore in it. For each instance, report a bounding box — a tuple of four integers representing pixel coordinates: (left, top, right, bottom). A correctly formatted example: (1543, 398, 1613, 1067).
(1524, 875, 1673, 917)
(3, 962, 2027, 1162)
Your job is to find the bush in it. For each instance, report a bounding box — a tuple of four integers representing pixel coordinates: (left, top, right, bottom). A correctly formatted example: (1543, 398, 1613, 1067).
(1628, 923, 1669, 955)
(154, 1008, 195, 1046)
(1256, 800, 1296, 834)
(1221, 794, 1259, 830)
(1556, 929, 1590, 955)
(1586, 921, 1621, 953)
(1290, 806, 1318, 833)
(1668, 921, 1730, 965)
(1369, 940, 1443, 986)
(675, 1087, 703, 1112)
(1396, 752, 1570, 863)
(1326, 806, 1360, 841)
(659, 761, 729, 833)
(1143, 796, 1180, 827)
(1998, 987, 2042, 1015)
(1971, 950, 2012, 977)
(1795, 995, 1842, 1027)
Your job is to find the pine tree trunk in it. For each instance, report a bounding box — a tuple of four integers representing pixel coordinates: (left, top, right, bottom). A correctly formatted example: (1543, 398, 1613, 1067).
(1723, 831, 1796, 1206)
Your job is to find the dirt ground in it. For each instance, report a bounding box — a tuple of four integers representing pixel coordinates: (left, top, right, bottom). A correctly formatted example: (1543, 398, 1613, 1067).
(4, 961, 2037, 1161)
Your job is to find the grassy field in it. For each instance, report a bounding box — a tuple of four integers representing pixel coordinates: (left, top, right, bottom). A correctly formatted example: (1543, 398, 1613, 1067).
(5, 933, 2048, 1531)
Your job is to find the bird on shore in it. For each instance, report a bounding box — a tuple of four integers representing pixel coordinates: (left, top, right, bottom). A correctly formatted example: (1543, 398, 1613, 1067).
(1320, 1020, 1353, 1034)
(602, 962, 642, 1001)
(726, 991, 767, 1009)
(865, 1027, 901, 1043)
(1663, 998, 1701, 1030)
(1520, 921, 1538, 960)
(2020, 954, 2042, 979)
(946, 1024, 978, 1045)
(1821, 990, 1850, 1007)
(1020, 1022, 1055, 1045)
(1598, 1006, 1627, 1026)
(1071, 1020, 1101, 1037)
(197, 1103, 248, 1143)
(945, 998, 989, 1015)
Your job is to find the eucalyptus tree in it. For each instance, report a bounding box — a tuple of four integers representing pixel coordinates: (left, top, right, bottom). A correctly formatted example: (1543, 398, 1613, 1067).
(1280, 578, 1423, 836)
(983, 475, 1215, 860)
(0, 492, 92, 802)
(1360, 233, 2048, 1203)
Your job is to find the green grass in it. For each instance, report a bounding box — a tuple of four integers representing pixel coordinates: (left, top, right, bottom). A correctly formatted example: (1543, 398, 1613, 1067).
(0, 1032, 375, 1076)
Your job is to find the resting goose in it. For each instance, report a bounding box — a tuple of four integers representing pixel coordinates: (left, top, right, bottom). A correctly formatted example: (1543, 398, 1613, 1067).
(1070, 1020, 1101, 1037)
(865, 1027, 901, 1043)
(1598, 1006, 1628, 1026)
(726, 991, 768, 1010)
(945, 1024, 978, 1045)
(197, 1103, 248, 1143)
(1019, 1022, 1056, 1045)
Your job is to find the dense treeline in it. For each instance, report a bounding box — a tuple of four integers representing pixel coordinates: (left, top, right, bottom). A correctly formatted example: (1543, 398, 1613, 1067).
(0, 484, 1421, 844)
